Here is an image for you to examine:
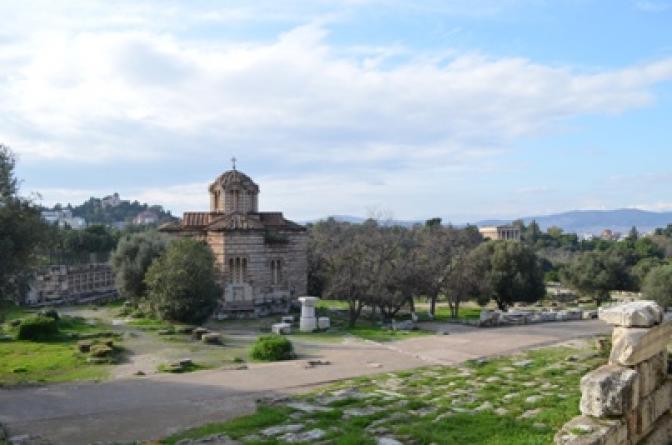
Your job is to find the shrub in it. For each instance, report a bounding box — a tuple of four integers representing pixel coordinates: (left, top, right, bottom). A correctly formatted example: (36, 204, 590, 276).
(17, 316, 59, 340)
(250, 335, 294, 361)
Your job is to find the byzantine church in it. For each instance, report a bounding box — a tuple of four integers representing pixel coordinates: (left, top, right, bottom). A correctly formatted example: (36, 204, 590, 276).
(160, 164, 308, 318)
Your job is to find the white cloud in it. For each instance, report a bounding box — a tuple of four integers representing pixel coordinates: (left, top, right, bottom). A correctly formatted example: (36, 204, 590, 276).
(2, 1, 672, 220)
(2, 19, 672, 168)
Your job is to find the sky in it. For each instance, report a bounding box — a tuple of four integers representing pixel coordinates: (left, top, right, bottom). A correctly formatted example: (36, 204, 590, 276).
(1, 0, 672, 223)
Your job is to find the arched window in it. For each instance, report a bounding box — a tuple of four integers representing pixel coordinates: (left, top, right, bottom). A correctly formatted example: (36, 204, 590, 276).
(229, 257, 247, 284)
(230, 190, 240, 211)
(270, 259, 283, 285)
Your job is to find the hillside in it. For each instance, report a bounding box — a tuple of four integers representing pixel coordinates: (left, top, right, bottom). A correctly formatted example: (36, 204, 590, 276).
(44, 195, 177, 226)
(475, 209, 672, 235)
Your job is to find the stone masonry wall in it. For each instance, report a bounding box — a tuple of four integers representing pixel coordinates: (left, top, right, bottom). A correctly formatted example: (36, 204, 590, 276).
(555, 301, 672, 445)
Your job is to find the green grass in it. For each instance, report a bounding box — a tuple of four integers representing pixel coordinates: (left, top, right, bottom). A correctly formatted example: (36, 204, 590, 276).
(127, 317, 174, 331)
(162, 406, 293, 444)
(428, 306, 482, 322)
(0, 340, 109, 385)
(315, 299, 351, 311)
(289, 322, 430, 343)
(345, 326, 429, 342)
(160, 341, 607, 444)
(0, 314, 119, 385)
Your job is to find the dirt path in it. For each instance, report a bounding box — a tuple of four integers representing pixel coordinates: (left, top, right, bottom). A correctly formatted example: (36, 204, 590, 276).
(0, 319, 610, 445)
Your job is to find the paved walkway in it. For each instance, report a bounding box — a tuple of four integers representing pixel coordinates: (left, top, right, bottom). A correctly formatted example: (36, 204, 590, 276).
(0, 320, 610, 445)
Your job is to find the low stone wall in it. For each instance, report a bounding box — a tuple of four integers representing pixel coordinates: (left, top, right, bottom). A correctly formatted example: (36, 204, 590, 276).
(479, 308, 597, 327)
(555, 301, 672, 445)
(25, 263, 117, 306)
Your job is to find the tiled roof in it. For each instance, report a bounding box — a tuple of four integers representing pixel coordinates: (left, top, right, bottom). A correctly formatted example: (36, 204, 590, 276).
(181, 212, 213, 228)
(161, 211, 305, 233)
(208, 213, 266, 231)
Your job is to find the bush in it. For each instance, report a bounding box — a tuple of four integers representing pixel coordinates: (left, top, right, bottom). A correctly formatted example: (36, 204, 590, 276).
(250, 335, 294, 361)
(17, 316, 59, 340)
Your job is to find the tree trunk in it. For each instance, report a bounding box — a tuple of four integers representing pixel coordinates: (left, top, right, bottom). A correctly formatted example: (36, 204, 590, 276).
(496, 298, 508, 311)
(348, 300, 362, 327)
(429, 294, 437, 317)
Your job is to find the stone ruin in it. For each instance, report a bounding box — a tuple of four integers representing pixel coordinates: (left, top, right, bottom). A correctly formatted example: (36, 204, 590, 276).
(555, 301, 672, 445)
(479, 307, 597, 327)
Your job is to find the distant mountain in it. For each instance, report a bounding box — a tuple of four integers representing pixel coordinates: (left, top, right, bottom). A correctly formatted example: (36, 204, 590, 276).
(475, 209, 672, 235)
(311, 209, 672, 236)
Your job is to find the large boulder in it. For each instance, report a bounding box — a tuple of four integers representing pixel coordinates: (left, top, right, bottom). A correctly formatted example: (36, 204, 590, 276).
(610, 321, 672, 366)
(599, 301, 664, 328)
(201, 333, 222, 345)
(554, 416, 627, 445)
(579, 365, 639, 417)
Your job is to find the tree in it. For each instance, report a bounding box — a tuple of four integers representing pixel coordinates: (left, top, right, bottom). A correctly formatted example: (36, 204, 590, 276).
(630, 257, 665, 290)
(416, 224, 482, 317)
(441, 249, 489, 317)
(469, 241, 546, 311)
(307, 219, 371, 326)
(642, 264, 672, 308)
(560, 251, 628, 306)
(144, 239, 220, 323)
(488, 241, 546, 310)
(0, 144, 50, 302)
(111, 231, 168, 303)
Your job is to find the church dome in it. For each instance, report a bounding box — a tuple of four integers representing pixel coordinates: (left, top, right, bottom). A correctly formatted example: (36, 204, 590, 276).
(208, 169, 259, 194)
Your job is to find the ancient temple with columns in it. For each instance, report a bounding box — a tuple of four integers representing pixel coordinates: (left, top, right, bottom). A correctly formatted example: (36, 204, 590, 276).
(160, 164, 308, 318)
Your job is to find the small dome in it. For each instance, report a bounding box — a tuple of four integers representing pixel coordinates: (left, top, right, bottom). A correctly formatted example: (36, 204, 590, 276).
(208, 169, 259, 193)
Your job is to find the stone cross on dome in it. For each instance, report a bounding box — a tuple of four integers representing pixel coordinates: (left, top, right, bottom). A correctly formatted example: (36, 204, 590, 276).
(231, 156, 237, 171)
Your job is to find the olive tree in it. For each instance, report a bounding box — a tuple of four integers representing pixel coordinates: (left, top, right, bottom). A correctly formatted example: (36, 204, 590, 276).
(560, 251, 628, 306)
(144, 238, 220, 323)
(642, 264, 672, 309)
(470, 241, 546, 311)
(0, 144, 50, 302)
(111, 231, 168, 303)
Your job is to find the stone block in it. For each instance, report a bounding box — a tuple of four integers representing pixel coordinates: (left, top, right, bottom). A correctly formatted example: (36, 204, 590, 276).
(272, 322, 292, 335)
(579, 365, 639, 417)
(317, 317, 330, 330)
(638, 411, 672, 445)
(631, 380, 672, 437)
(599, 301, 664, 328)
(281, 315, 294, 324)
(300, 317, 317, 332)
(633, 352, 668, 398)
(201, 333, 221, 344)
(610, 321, 672, 366)
(192, 327, 209, 340)
(554, 415, 627, 445)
